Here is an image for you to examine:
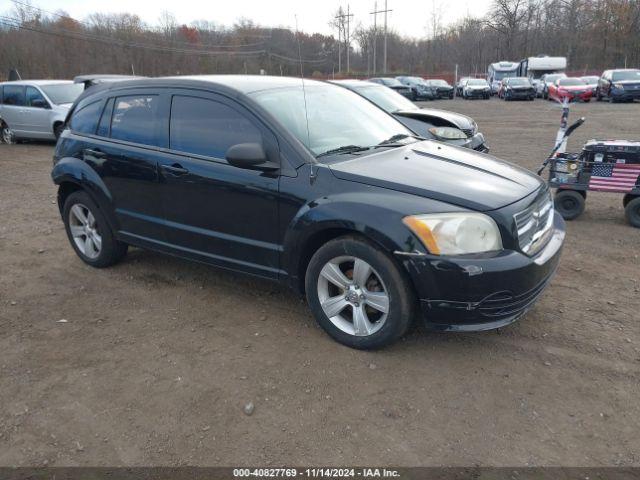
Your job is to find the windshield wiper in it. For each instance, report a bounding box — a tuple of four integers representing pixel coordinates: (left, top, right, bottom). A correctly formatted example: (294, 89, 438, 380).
(375, 133, 425, 148)
(316, 145, 371, 158)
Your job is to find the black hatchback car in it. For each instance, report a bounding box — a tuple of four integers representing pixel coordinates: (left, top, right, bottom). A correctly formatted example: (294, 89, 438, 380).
(52, 76, 565, 349)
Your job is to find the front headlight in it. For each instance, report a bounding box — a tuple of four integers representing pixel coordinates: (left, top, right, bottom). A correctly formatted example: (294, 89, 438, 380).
(403, 213, 503, 255)
(613, 83, 624, 89)
(428, 126, 467, 140)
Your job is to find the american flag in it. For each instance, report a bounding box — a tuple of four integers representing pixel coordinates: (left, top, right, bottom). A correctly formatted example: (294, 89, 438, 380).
(589, 162, 640, 192)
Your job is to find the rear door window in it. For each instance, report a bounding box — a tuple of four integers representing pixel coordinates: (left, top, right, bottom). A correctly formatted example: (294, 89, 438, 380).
(111, 95, 160, 147)
(2, 85, 25, 106)
(169, 95, 262, 159)
(70, 100, 104, 134)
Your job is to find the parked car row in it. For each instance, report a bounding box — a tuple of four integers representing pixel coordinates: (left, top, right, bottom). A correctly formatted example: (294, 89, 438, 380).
(483, 68, 640, 104)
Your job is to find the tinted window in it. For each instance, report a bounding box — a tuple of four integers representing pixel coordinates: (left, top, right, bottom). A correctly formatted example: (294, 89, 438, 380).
(170, 96, 262, 159)
(111, 95, 160, 146)
(70, 100, 103, 134)
(96, 98, 114, 137)
(26, 86, 48, 108)
(2, 85, 25, 106)
(612, 70, 640, 82)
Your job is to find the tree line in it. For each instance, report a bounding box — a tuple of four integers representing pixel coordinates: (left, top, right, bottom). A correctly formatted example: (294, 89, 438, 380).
(0, 0, 638, 82)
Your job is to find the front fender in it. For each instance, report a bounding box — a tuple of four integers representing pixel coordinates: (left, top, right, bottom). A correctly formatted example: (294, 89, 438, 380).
(281, 190, 431, 290)
(51, 157, 118, 231)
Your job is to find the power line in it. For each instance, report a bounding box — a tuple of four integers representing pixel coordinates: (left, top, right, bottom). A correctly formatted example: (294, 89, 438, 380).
(0, 16, 266, 56)
(9, 0, 271, 49)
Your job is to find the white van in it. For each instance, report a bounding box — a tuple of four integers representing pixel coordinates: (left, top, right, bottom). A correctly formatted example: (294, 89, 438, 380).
(0, 80, 83, 143)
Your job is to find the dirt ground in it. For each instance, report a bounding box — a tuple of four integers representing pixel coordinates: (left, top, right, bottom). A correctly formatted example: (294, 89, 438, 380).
(1, 97, 639, 467)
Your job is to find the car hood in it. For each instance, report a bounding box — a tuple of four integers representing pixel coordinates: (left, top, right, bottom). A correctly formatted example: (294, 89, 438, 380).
(328, 140, 543, 211)
(395, 108, 474, 130)
(558, 85, 588, 91)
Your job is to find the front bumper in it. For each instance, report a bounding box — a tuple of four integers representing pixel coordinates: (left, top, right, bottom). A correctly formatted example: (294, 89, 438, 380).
(506, 89, 536, 99)
(612, 87, 640, 100)
(396, 211, 565, 331)
(465, 89, 490, 98)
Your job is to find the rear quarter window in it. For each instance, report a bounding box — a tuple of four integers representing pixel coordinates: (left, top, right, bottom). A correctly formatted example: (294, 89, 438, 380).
(70, 100, 104, 134)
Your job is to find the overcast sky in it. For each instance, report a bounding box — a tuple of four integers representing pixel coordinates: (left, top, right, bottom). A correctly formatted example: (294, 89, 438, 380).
(28, 0, 492, 37)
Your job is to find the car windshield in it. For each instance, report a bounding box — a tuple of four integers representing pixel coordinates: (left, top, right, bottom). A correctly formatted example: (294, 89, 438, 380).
(251, 84, 414, 158)
(545, 75, 565, 83)
(493, 71, 516, 80)
(581, 76, 599, 84)
(508, 78, 530, 86)
(612, 70, 640, 82)
(376, 78, 403, 87)
(467, 79, 487, 86)
(558, 78, 585, 86)
(354, 86, 419, 113)
(40, 83, 84, 105)
(429, 80, 448, 86)
(406, 77, 426, 85)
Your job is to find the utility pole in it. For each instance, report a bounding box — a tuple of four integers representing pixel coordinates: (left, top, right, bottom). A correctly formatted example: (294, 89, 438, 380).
(380, 0, 392, 74)
(335, 5, 353, 74)
(370, 1, 384, 75)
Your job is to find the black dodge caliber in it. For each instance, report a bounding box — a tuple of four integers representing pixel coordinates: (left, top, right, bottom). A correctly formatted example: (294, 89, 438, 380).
(52, 76, 565, 349)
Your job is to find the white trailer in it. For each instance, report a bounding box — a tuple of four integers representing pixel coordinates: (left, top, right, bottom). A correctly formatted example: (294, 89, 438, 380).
(487, 61, 519, 94)
(518, 56, 567, 95)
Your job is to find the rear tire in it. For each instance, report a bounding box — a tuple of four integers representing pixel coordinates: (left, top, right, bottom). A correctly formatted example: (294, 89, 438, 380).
(624, 197, 640, 228)
(305, 235, 415, 349)
(554, 190, 586, 220)
(63, 191, 128, 268)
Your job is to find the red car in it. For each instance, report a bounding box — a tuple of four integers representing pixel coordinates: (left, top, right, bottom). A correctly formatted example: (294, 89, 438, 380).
(548, 77, 593, 102)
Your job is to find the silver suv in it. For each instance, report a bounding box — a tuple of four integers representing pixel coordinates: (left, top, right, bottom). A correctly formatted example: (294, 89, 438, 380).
(0, 80, 83, 143)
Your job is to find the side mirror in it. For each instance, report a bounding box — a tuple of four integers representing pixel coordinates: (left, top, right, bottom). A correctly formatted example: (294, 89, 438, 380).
(31, 99, 49, 109)
(225, 143, 278, 171)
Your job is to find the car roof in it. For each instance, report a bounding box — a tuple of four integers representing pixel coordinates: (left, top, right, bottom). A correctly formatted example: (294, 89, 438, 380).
(0, 79, 73, 86)
(75, 75, 330, 98)
(330, 79, 378, 88)
(167, 75, 327, 93)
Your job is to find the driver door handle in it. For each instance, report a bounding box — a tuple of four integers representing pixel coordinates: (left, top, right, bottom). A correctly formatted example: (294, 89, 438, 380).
(161, 163, 189, 176)
(83, 148, 106, 159)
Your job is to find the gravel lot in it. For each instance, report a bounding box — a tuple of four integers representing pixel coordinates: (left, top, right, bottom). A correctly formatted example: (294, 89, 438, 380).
(1, 97, 639, 467)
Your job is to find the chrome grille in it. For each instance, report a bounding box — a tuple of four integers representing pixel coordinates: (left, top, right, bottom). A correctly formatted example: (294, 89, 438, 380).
(514, 189, 554, 256)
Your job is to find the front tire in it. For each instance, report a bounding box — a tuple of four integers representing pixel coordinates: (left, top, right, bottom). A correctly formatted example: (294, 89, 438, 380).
(63, 191, 128, 268)
(554, 190, 586, 220)
(54, 123, 64, 140)
(305, 236, 415, 349)
(625, 197, 640, 228)
(1, 123, 15, 144)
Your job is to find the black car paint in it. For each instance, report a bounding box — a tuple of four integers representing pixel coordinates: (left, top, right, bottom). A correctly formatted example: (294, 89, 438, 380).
(52, 76, 564, 331)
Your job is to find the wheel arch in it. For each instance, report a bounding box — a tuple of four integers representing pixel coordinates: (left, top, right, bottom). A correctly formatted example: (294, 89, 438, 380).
(281, 197, 425, 295)
(53, 157, 119, 232)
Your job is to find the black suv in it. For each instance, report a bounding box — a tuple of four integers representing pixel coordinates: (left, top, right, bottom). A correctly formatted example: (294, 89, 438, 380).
(52, 76, 565, 349)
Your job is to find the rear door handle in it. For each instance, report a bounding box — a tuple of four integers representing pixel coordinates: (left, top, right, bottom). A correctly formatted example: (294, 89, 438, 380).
(83, 148, 106, 159)
(161, 163, 189, 176)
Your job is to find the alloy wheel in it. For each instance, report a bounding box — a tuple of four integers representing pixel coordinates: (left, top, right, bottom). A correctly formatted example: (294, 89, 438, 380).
(68, 203, 102, 259)
(316, 256, 389, 337)
(1, 126, 15, 144)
